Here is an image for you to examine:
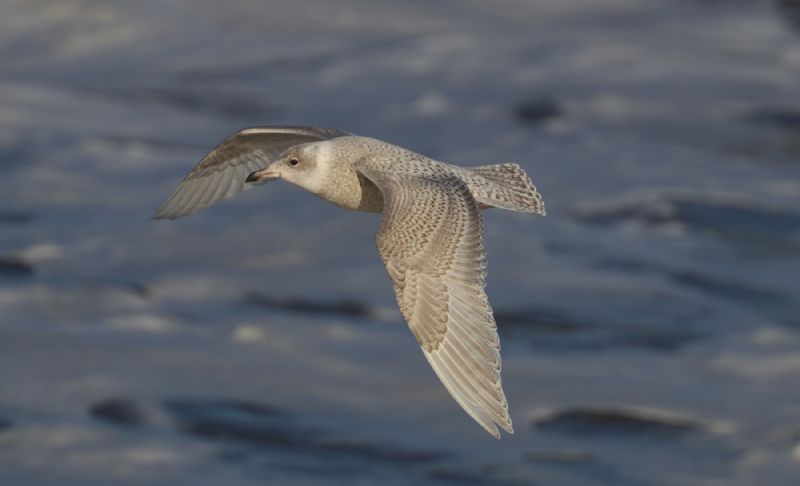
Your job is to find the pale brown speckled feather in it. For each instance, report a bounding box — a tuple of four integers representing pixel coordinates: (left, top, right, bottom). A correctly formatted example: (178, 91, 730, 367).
(153, 127, 349, 219)
(357, 163, 513, 438)
(155, 127, 545, 438)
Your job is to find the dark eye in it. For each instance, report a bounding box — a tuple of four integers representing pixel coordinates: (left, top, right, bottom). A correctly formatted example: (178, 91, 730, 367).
(289, 158, 299, 166)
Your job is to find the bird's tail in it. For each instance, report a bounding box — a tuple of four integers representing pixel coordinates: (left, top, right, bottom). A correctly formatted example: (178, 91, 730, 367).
(463, 163, 546, 215)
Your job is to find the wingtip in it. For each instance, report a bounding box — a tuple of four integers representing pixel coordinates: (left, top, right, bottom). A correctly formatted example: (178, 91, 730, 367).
(481, 419, 513, 439)
(489, 415, 513, 438)
(152, 203, 189, 220)
(151, 209, 180, 220)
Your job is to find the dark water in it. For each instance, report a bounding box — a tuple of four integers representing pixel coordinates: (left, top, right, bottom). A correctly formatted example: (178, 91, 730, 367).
(1, 1, 800, 484)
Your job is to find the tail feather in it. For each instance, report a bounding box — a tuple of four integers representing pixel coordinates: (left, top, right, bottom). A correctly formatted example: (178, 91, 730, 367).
(464, 163, 545, 215)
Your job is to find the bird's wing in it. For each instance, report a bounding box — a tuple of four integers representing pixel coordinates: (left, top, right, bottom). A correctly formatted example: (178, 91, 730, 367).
(153, 126, 351, 219)
(357, 164, 512, 438)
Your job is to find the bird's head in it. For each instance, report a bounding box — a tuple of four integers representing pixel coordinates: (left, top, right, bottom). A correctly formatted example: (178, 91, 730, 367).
(245, 142, 332, 195)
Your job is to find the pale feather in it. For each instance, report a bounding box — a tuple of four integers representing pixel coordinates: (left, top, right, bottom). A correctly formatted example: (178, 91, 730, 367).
(153, 126, 349, 219)
(356, 165, 513, 438)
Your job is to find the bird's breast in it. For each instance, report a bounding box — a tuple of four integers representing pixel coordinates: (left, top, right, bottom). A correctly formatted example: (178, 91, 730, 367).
(317, 171, 383, 213)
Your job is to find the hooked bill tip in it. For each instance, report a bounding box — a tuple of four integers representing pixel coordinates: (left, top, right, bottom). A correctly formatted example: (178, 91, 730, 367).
(246, 169, 279, 183)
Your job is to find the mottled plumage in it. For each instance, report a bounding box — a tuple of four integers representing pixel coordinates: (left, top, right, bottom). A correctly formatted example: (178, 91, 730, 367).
(154, 127, 545, 438)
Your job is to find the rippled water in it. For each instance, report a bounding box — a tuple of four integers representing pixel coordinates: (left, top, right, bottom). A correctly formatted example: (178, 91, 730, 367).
(1, 1, 800, 484)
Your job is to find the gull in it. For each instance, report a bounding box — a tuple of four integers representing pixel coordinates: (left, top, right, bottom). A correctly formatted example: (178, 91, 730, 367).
(154, 127, 545, 438)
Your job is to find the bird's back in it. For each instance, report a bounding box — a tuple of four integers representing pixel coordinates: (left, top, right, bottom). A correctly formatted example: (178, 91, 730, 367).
(350, 137, 545, 215)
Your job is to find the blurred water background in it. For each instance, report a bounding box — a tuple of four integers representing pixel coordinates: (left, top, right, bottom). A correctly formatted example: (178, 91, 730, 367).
(1, 1, 800, 484)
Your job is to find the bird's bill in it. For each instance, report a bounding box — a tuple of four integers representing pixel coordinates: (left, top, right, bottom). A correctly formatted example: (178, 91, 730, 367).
(245, 168, 280, 183)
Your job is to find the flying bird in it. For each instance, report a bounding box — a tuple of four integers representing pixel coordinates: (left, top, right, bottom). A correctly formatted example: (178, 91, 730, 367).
(153, 127, 545, 438)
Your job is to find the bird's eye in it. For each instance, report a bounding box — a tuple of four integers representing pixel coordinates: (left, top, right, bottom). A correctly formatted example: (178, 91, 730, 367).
(289, 158, 299, 166)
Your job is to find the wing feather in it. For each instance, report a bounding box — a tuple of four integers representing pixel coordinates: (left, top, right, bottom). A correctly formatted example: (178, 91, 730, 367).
(153, 126, 350, 219)
(357, 164, 513, 438)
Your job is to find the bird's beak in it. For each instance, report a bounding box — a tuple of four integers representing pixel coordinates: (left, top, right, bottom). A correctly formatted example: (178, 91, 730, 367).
(245, 168, 280, 183)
